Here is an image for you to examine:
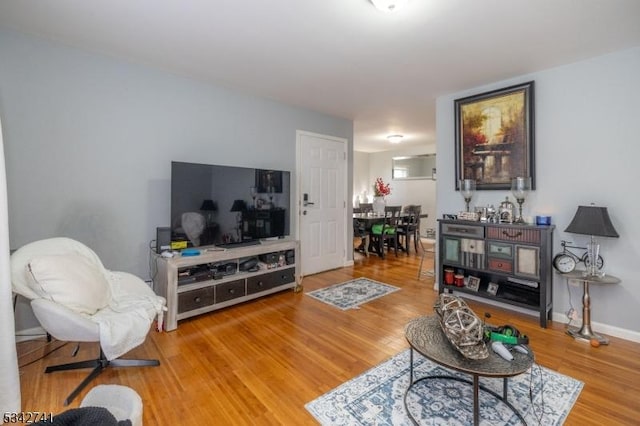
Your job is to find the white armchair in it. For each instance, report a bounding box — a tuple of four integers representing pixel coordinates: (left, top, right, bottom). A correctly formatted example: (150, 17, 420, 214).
(11, 237, 166, 405)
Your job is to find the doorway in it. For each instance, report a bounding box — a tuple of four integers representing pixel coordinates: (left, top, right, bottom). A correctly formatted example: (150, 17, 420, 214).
(296, 131, 348, 276)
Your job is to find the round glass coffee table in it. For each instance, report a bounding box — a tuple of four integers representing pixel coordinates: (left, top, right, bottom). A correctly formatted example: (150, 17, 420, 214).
(404, 316, 534, 426)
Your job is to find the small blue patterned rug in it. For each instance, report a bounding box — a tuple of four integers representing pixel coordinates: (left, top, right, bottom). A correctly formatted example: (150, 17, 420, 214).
(306, 278, 400, 310)
(306, 349, 583, 425)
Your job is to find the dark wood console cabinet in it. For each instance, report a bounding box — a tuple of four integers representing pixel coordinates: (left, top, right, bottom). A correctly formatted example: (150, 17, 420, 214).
(438, 219, 554, 327)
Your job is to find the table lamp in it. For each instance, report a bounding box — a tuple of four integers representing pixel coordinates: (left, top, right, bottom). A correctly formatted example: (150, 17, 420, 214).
(459, 179, 476, 212)
(564, 204, 619, 276)
(200, 199, 217, 227)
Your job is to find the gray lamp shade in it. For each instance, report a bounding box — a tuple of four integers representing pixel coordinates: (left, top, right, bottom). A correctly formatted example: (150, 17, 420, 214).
(564, 205, 619, 238)
(230, 200, 247, 212)
(200, 199, 217, 211)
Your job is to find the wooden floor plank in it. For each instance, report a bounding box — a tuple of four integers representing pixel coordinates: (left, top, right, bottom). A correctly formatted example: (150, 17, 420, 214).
(16, 246, 640, 425)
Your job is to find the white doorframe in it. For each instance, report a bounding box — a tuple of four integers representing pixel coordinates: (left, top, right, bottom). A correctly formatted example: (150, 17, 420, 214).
(295, 130, 349, 276)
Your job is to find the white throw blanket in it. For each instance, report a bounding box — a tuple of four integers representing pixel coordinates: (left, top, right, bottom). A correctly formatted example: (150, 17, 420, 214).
(92, 272, 166, 360)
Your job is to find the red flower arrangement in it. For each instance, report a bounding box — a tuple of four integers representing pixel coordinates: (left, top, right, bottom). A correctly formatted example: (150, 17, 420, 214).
(373, 177, 391, 197)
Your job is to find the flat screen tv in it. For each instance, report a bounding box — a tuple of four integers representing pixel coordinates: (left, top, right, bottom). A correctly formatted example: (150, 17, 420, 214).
(171, 161, 291, 247)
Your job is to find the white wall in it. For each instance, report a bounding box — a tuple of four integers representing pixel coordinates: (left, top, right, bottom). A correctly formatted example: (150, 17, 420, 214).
(0, 29, 353, 330)
(353, 151, 370, 205)
(359, 146, 437, 234)
(436, 47, 640, 341)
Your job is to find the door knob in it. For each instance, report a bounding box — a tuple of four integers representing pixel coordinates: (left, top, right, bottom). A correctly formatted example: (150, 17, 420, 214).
(303, 193, 315, 207)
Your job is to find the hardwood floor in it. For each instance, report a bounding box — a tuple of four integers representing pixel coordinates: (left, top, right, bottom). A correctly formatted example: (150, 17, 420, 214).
(16, 246, 640, 425)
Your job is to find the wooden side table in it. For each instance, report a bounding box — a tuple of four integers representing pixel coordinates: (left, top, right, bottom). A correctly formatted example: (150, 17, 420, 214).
(563, 271, 620, 345)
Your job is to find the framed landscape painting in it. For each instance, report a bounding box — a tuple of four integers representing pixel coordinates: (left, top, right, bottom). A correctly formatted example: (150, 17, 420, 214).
(454, 81, 535, 190)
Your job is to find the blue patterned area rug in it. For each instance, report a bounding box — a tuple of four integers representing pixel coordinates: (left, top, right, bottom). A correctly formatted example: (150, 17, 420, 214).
(306, 278, 400, 310)
(306, 349, 583, 425)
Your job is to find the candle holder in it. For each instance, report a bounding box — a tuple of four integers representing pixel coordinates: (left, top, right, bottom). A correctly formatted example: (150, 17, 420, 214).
(459, 179, 476, 212)
(511, 177, 531, 224)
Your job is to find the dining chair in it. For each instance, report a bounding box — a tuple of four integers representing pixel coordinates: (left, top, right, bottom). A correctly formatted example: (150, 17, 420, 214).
(353, 218, 370, 257)
(370, 205, 402, 258)
(398, 205, 422, 254)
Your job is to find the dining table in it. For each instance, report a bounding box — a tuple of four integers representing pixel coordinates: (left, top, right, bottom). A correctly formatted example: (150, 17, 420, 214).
(353, 212, 428, 221)
(353, 212, 398, 221)
(353, 212, 429, 256)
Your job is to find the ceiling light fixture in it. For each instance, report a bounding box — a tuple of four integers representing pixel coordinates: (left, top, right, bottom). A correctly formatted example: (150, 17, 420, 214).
(387, 134, 404, 144)
(370, 0, 409, 13)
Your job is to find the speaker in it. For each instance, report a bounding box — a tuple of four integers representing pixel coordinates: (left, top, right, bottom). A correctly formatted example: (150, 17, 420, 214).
(156, 227, 171, 253)
(285, 249, 295, 265)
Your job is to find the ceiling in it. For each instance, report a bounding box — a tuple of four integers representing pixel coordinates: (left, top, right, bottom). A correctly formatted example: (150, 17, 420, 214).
(1, 1, 639, 152)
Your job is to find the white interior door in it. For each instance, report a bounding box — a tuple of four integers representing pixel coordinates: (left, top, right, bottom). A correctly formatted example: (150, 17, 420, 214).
(297, 131, 347, 276)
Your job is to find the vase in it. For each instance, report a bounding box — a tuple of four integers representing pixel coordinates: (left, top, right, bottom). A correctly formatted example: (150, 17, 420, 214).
(373, 196, 386, 215)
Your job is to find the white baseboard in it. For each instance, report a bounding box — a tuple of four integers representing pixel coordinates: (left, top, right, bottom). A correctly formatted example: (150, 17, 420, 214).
(552, 313, 640, 343)
(15, 326, 47, 343)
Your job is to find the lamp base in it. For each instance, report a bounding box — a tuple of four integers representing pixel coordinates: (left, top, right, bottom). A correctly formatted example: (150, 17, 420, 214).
(586, 240, 600, 277)
(567, 326, 609, 345)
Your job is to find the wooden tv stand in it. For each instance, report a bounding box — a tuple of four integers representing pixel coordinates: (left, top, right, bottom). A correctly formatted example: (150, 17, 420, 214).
(155, 239, 299, 331)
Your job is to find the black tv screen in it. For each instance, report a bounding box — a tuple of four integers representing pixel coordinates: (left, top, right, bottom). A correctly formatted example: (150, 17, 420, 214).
(170, 161, 291, 247)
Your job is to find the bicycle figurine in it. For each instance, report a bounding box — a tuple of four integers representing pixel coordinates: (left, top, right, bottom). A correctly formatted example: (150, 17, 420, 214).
(552, 240, 604, 273)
